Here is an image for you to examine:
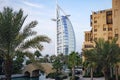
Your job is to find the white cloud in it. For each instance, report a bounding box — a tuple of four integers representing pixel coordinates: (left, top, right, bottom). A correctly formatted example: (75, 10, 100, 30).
(23, 1, 44, 9)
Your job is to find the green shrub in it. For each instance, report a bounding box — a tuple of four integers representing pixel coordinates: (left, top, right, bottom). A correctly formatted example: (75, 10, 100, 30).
(69, 72, 72, 76)
(110, 75, 120, 80)
(46, 72, 57, 78)
(70, 76, 79, 80)
(83, 71, 104, 77)
(46, 72, 68, 79)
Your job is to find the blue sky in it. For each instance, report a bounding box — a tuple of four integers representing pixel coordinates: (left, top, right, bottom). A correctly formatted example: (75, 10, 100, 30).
(0, 0, 112, 55)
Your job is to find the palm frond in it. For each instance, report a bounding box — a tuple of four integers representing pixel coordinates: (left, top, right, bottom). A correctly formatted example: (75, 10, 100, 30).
(23, 21, 38, 33)
(18, 35, 51, 51)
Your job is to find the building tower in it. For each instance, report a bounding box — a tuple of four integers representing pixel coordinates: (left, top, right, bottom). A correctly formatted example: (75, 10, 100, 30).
(112, 0, 120, 75)
(53, 0, 76, 55)
(112, 0, 120, 45)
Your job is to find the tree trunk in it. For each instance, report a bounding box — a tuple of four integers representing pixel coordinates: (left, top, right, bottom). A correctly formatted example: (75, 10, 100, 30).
(103, 67, 110, 80)
(3, 57, 12, 80)
(72, 67, 75, 80)
(104, 74, 109, 80)
(90, 67, 93, 80)
(110, 66, 113, 78)
(115, 65, 118, 80)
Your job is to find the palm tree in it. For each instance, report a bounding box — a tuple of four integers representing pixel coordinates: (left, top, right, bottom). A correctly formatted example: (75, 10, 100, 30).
(115, 64, 119, 80)
(83, 49, 97, 80)
(94, 38, 120, 80)
(83, 38, 120, 80)
(68, 52, 81, 80)
(34, 50, 42, 60)
(0, 7, 51, 80)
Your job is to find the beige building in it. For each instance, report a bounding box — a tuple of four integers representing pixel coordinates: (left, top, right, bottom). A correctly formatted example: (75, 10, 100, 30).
(83, 0, 120, 75)
(112, 0, 120, 45)
(83, 9, 113, 50)
(83, 0, 120, 49)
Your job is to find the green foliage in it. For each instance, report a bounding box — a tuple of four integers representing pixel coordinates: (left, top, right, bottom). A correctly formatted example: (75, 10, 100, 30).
(34, 50, 42, 58)
(70, 76, 79, 80)
(46, 72, 67, 79)
(26, 60, 32, 65)
(68, 52, 81, 69)
(83, 71, 104, 77)
(68, 52, 82, 80)
(12, 57, 24, 74)
(52, 57, 63, 73)
(83, 38, 120, 80)
(0, 7, 51, 80)
(49, 55, 56, 63)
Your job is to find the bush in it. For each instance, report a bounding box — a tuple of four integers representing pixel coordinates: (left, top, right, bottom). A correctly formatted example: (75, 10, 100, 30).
(59, 75, 68, 79)
(109, 75, 120, 80)
(69, 72, 72, 76)
(70, 76, 79, 80)
(75, 76, 79, 80)
(93, 71, 104, 77)
(83, 71, 104, 77)
(46, 72, 68, 79)
(46, 72, 57, 78)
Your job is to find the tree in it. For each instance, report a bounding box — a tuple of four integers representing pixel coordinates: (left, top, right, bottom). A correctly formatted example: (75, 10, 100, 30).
(44, 54, 49, 63)
(12, 56, 24, 74)
(34, 50, 42, 60)
(83, 38, 120, 80)
(52, 57, 63, 74)
(83, 49, 97, 80)
(0, 7, 51, 80)
(50, 55, 56, 63)
(95, 38, 120, 80)
(68, 52, 81, 80)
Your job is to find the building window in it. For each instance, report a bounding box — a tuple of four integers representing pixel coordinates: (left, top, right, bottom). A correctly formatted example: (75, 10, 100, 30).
(106, 11, 112, 24)
(108, 27, 112, 31)
(103, 24, 106, 31)
(94, 25, 97, 32)
(107, 11, 112, 15)
(94, 37, 97, 41)
(90, 15, 92, 26)
(114, 28, 118, 38)
(84, 45, 93, 48)
(94, 20, 97, 23)
(115, 34, 118, 37)
(94, 29, 97, 32)
(103, 27, 106, 31)
(108, 37, 112, 40)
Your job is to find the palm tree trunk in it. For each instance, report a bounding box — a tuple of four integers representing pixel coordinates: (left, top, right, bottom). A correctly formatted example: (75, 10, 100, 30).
(110, 66, 113, 78)
(90, 67, 93, 80)
(3, 57, 12, 80)
(104, 74, 109, 80)
(72, 67, 75, 80)
(103, 67, 110, 80)
(115, 65, 118, 80)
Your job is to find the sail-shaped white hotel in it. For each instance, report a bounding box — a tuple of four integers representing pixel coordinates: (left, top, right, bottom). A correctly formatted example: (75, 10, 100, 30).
(53, 1, 76, 55)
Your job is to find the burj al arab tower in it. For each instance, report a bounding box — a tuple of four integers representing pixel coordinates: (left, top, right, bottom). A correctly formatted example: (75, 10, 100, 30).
(52, 0, 76, 55)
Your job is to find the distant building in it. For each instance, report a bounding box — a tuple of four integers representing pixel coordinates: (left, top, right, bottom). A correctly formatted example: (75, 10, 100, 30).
(54, 3, 76, 55)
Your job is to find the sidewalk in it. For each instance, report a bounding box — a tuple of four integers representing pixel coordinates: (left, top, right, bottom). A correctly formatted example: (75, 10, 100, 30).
(82, 77, 104, 80)
(0, 74, 24, 79)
